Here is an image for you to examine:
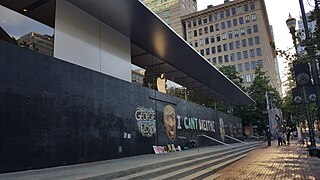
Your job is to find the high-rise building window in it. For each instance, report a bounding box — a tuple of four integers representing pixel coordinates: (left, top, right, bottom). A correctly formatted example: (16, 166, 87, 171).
(204, 27, 208, 34)
(224, 55, 229, 62)
(206, 48, 210, 55)
(249, 49, 255, 57)
(243, 50, 248, 59)
(211, 46, 216, 54)
(244, 62, 250, 71)
(242, 39, 247, 47)
(211, 35, 215, 43)
(194, 40, 198, 47)
(203, 17, 208, 24)
(235, 40, 240, 48)
(246, 74, 251, 82)
(217, 45, 222, 52)
(228, 31, 233, 39)
(217, 34, 221, 41)
(218, 56, 223, 64)
(239, 17, 244, 24)
(209, 15, 213, 22)
(233, 18, 238, 26)
(240, 28, 245, 35)
(193, 19, 196, 26)
(226, 9, 230, 17)
(205, 37, 209, 44)
(198, 18, 202, 25)
(248, 37, 253, 46)
(252, 73, 256, 80)
(200, 49, 204, 55)
(256, 48, 262, 56)
(229, 42, 234, 50)
(253, 24, 259, 33)
(188, 31, 192, 38)
(255, 36, 260, 44)
(199, 28, 203, 35)
(189, 42, 193, 47)
(215, 23, 220, 31)
(212, 57, 217, 64)
(194, 30, 197, 37)
(227, 20, 232, 28)
(257, 60, 263, 67)
(234, 29, 239, 37)
(199, 39, 204, 46)
(223, 43, 228, 51)
(188, 21, 191, 28)
(247, 26, 252, 34)
(237, 52, 242, 60)
(222, 33, 227, 40)
(221, 22, 226, 29)
(245, 15, 250, 23)
(214, 13, 219, 20)
(220, 11, 225, 19)
(163, 10, 170, 17)
(250, 2, 255, 10)
(232, 7, 236, 15)
(230, 53, 235, 61)
(251, 61, 257, 69)
(251, 13, 257, 21)
(210, 25, 214, 32)
(244, 4, 249, 12)
(237, 6, 243, 14)
(238, 63, 243, 72)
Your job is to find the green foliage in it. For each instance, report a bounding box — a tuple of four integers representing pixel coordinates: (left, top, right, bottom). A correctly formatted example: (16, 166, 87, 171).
(218, 65, 245, 91)
(234, 67, 281, 134)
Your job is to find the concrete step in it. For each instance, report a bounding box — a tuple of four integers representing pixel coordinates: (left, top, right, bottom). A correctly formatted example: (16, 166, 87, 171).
(151, 150, 251, 180)
(104, 142, 260, 179)
(112, 145, 257, 180)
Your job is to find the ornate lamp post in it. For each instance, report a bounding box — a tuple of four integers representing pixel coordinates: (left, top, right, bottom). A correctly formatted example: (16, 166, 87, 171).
(286, 14, 298, 53)
(286, 13, 317, 156)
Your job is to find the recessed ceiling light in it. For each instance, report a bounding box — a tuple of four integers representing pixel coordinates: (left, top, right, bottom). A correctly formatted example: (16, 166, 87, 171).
(23, 9, 27, 12)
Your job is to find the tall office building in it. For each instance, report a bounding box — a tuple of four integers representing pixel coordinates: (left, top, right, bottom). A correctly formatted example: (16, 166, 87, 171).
(297, 11, 317, 54)
(17, 32, 54, 56)
(181, 0, 280, 92)
(142, 0, 197, 37)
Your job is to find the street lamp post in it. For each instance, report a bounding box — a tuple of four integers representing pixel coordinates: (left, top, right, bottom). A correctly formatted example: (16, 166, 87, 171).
(286, 13, 317, 155)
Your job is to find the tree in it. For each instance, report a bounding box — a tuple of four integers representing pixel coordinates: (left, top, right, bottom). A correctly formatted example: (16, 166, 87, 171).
(218, 65, 245, 91)
(234, 67, 281, 135)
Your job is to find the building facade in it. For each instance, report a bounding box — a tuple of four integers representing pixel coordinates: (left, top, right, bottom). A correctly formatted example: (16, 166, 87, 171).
(17, 32, 54, 56)
(142, 0, 197, 37)
(181, 0, 280, 92)
(297, 11, 317, 54)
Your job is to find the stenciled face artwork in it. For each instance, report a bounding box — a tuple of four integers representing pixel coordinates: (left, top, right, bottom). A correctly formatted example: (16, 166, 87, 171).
(163, 105, 176, 142)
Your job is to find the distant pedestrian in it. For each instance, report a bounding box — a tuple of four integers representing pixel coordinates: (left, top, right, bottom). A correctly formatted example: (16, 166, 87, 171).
(266, 129, 272, 146)
(282, 133, 287, 146)
(277, 132, 283, 146)
(286, 132, 290, 145)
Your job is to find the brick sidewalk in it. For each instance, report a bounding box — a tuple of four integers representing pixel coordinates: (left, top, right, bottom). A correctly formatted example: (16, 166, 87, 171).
(215, 141, 320, 180)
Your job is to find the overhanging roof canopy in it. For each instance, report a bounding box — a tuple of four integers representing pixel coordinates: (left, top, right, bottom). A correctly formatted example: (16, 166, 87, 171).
(1, 0, 255, 105)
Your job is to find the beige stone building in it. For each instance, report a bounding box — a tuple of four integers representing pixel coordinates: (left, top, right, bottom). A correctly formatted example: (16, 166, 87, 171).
(141, 0, 197, 37)
(18, 32, 54, 56)
(181, 0, 281, 93)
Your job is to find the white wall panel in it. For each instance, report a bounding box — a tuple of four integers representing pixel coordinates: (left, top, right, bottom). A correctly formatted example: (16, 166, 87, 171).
(100, 23, 131, 81)
(54, 0, 131, 82)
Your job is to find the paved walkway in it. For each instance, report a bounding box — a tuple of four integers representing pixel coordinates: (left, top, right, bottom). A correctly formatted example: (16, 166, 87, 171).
(215, 140, 320, 179)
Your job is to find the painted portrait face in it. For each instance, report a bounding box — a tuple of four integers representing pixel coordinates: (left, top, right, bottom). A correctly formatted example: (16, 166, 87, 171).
(163, 105, 176, 142)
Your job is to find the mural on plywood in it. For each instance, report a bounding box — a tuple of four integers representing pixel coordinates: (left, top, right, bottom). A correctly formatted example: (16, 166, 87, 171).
(135, 107, 156, 137)
(163, 105, 176, 142)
